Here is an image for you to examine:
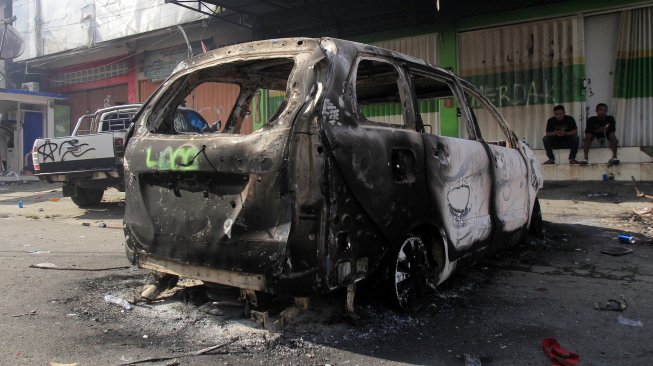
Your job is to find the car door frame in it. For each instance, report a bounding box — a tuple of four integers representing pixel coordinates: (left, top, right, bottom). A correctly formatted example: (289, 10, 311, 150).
(320, 53, 432, 251)
(402, 64, 497, 282)
(459, 80, 531, 245)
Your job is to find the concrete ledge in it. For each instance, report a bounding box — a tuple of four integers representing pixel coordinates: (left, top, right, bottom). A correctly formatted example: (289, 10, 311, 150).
(532, 147, 653, 181)
(533, 146, 652, 164)
(540, 162, 653, 181)
(0, 175, 39, 183)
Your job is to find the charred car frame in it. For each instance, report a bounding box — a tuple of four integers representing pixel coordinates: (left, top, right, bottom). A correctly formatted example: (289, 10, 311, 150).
(123, 38, 543, 311)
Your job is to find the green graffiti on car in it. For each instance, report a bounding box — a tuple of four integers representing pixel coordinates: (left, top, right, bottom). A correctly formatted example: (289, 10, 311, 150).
(145, 145, 199, 171)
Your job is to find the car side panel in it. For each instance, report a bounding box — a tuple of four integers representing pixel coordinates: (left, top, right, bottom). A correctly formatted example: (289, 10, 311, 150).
(422, 135, 493, 260)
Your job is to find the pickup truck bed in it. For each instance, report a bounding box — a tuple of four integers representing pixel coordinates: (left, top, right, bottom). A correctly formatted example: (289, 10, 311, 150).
(33, 104, 141, 207)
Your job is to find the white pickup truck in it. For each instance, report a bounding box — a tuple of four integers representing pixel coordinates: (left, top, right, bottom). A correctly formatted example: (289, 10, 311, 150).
(32, 104, 142, 207)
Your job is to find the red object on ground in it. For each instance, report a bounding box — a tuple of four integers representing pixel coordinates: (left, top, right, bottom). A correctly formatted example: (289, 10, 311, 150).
(542, 337, 580, 366)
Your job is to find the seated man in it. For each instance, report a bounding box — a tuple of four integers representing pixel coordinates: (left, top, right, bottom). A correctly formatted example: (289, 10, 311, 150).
(580, 103, 619, 165)
(542, 105, 580, 164)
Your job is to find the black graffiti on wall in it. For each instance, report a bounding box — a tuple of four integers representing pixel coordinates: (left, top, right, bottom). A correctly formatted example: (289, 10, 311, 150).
(36, 139, 96, 162)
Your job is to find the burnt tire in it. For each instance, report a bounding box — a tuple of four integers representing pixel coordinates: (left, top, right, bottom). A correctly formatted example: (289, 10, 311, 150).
(391, 234, 433, 311)
(71, 187, 104, 207)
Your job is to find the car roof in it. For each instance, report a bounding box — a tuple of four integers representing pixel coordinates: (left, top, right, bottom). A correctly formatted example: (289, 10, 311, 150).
(173, 37, 455, 79)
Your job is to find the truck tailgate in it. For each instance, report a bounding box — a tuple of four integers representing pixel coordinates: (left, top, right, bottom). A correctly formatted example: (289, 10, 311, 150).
(33, 133, 122, 174)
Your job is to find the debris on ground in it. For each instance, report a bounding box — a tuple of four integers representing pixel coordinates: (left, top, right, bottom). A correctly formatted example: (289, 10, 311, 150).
(103, 294, 132, 310)
(600, 246, 634, 256)
(29, 263, 130, 271)
(630, 177, 653, 240)
(594, 298, 627, 311)
(617, 314, 644, 327)
(11, 310, 37, 317)
(463, 353, 482, 366)
(116, 337, 238, 366)
(542, 337, 580, 366)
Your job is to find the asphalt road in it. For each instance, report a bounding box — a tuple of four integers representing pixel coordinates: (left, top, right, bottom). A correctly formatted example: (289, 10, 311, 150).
(0, 180, 652, 365)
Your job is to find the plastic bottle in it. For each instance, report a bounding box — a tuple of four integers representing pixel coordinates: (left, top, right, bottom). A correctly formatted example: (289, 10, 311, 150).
(104, 294, 132, 310)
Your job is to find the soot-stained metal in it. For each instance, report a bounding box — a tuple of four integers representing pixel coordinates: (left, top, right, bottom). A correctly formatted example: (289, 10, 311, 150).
(123, 37, 543, 308)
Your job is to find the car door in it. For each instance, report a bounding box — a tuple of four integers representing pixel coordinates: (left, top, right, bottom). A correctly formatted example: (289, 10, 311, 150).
(407, 68, 494, 261)
(320, 56, 431, 246)
(462, 84, 529, 242)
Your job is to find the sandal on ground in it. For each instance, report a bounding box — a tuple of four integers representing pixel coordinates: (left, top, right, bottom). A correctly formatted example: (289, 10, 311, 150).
(608, 158, 620, 166)
(542, 338, 580, 366)
(580, 159, 588, 165)
(569, 159, 580, 165)
(542, 160, 555, 165)
(594, 298, 627, 311)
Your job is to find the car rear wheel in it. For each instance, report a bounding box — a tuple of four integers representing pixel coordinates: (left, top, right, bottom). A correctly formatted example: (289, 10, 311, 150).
(71, 187, 104, 207)
(392, 234, 433, 311)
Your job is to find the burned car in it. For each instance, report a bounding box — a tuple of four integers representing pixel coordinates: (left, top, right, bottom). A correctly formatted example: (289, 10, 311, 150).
(123, 38, 543, 311)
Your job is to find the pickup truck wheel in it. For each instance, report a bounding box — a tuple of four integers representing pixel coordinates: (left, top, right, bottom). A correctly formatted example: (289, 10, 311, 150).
(71, 187, 104, 207)
(391, 234, 432, 311)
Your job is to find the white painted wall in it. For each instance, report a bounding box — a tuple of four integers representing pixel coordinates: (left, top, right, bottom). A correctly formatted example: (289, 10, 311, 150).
(583, 12, 620, 120)
(13, 0, 213, 61)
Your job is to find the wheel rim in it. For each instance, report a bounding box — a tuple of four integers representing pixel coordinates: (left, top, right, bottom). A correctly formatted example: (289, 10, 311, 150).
(394, 235, 430, 310)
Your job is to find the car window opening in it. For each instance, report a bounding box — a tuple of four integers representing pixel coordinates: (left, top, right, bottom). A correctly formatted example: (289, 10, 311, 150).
(356, 59, 405, 126)
(148, 58, 294, 135)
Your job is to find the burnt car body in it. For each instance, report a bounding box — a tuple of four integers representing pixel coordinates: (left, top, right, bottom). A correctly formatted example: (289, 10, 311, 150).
(123, 38, 543, 308)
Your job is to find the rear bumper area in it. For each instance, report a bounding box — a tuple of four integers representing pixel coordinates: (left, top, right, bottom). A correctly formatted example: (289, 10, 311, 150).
(138, 253, 269, 292)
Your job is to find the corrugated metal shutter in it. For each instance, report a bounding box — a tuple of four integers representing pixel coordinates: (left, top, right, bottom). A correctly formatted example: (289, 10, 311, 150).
(139, 80, 161, 102)
(66, 84, 128, 132)
(186, 82, 241, 129)
(371, 33, 441, 132)
(613, 6, 653, 147)
(459, 17, 585, 149)
(371, 33, 439, 64)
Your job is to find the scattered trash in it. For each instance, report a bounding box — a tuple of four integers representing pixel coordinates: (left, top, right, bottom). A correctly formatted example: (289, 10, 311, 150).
(594, 299, 627, 311)
(29, 263, 130, 271)
(463, 353, 482, 366)
(11, 310, 37, 317)
(116, 337, 238, 366)
(542, 337, 580, 366)
(18, 200, 23, 208)
(81, 222, 90, 226)
(617, 314, 643, 327)
(600, 246, 633, 256)
(617, 234, 636, 244)
(65, 313, 78, 318)
(27, 249, 51, 255)
(48, 362, 79, 366)
(48, 198, 61, 202)
(631, 176, 653, 200)
(143, 334, 149, 339)
(96, 222, 107, 228)
(104, 294, 132, 310)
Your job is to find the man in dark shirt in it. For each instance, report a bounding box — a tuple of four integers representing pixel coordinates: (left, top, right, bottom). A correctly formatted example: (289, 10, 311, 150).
(580, 103, 619, 165)
(542, 105, 580, 164)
